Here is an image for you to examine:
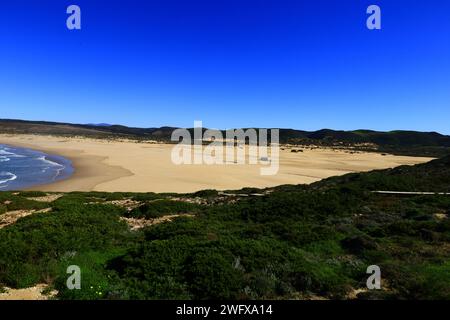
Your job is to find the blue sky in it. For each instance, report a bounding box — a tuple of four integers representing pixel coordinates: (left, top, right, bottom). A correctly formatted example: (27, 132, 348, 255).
(0, 0, 449, 133)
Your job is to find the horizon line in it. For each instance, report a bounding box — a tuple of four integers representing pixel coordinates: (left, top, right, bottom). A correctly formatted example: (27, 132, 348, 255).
(0, 118, 448, 136)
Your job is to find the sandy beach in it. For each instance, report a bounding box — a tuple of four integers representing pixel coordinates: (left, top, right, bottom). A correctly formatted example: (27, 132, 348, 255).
(0, 134, 435, 193)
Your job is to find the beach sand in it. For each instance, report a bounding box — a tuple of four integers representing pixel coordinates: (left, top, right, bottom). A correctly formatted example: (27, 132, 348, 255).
(0, 134, 435, 193)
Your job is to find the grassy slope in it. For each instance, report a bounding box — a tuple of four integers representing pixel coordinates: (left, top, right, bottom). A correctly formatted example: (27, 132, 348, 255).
(0, 157, 449, 300)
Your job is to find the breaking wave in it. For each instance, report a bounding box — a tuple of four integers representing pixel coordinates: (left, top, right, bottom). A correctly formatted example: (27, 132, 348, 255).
(36, 156, 65, 180)
(0, 171, 17, 185)
(0, 145, 73, 190)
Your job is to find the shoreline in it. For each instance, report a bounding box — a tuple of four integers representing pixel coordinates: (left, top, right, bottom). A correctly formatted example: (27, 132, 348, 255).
(0, 134, 435, 193)
(28, 151, 134, 192)
(0, 138, 133, 192)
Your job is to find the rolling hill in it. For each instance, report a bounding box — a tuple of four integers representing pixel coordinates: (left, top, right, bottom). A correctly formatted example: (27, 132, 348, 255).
(1, 118, 450, 157)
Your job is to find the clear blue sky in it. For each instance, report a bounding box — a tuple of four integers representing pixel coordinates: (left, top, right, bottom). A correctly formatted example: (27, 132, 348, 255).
(1, 0, 449, 133)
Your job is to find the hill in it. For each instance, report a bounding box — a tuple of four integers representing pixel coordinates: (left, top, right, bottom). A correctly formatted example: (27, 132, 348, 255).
(311, 155, 450, 192)
(0, 156, 449, 300)
(1, 118, 450, 157)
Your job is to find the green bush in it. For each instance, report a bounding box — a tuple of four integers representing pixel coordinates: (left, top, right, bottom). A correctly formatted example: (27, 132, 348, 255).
(0, 193, 49, 211)
(15, 191, 48, 198)
(126, 200, 202, 219)
(0, 203, 129, 288)
(193, 189, 218, 198)
(184, 248, 243, 299)
(0, 157, 449, 300)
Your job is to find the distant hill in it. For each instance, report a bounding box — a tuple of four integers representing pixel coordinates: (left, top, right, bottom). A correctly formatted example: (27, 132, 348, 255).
(0, 119, 177, 140)
(86, 123, 113, 127)
(1, 118, 450, 157)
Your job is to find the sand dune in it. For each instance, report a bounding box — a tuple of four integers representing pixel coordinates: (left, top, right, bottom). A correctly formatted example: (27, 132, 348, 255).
(0, 134, 434, 193)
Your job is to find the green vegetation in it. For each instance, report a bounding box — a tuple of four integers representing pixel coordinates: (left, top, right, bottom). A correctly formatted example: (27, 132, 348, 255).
(125, 200, 203, 219)
(2, 119, 450, 157)
(0, 193, 49, 212)
(313, 155, 450, 192)
(0, 157, 449, 300)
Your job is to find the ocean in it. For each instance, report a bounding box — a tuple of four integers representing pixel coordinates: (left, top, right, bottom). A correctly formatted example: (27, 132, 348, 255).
(0, 144, 74, 191)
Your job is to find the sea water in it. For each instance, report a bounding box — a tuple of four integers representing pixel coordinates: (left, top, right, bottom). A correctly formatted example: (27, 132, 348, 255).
(0, 144, 74, 191)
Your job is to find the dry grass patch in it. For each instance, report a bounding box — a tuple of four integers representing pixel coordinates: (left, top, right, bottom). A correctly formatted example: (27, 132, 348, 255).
(121, 214, 195, 231)
(106, 199, 142, 211)
(434, 213, 448, 220)
(26, 194, 63, 203)
(0, 208, 52, 229)
(0, 284, 57, 300)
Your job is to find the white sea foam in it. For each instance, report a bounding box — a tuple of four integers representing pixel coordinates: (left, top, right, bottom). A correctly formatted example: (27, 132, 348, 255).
(0, 147, 71, 189)
(53, 167, 65, 180)
(0, 150, 15, 156)
(36, 156, 65, 180)
(0, 149, 25, 158)
(36, 156, 64, 167)
(0, 171, 17, 185)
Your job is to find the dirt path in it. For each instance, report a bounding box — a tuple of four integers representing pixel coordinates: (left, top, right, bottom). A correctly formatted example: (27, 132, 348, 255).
(0, 284, 57, 300)
(121, 214, 195, 231)
(26, 194, 63, 202)
(0, 208, 51, 229)
(372, 191, 450, 195)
